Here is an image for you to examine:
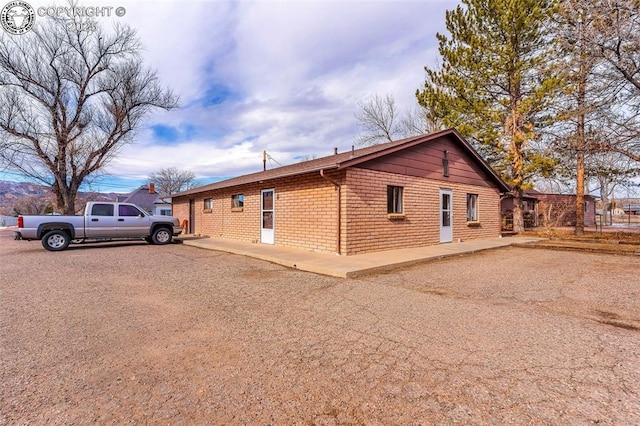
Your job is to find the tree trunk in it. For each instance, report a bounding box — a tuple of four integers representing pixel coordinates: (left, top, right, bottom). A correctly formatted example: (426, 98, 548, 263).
(512, 187, 525, 233)
(507, 104, 526, 234)
(52, 179, 77, 215)
(599, 179, 610, 226)
(575, 150, 585, 236)
(574, 25, 587, 237)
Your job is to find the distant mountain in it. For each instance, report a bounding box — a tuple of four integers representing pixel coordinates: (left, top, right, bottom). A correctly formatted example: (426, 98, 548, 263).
(0, 181, 118, 214)
(0, 181, 48, 197)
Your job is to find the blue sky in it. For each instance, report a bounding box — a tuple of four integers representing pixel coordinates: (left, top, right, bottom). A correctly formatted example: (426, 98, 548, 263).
(3, 0, 458, 194)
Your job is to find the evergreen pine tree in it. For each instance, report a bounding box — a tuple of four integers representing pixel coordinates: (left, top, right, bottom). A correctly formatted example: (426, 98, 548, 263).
(417, 0, 560, 233)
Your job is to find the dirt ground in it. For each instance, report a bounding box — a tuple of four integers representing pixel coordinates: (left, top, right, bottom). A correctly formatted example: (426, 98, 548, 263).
(1, 229, 639, 424)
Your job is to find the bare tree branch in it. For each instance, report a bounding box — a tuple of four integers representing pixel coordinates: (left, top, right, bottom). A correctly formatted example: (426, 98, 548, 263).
(0, 12, 178, 213)
(148, 167, 198, 196)
(354, 94, 439, 146)
(354, 94, 401, 146)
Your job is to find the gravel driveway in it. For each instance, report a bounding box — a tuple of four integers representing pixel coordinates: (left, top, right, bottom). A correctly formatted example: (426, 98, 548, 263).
(1, 231, 639, 424)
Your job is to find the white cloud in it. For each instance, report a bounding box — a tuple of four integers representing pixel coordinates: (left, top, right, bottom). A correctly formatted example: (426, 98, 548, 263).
(18, 0, 459, 192)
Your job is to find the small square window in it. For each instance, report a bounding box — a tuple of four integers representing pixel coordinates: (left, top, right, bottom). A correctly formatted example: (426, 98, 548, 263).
(231, 194, 244, 209)
(467, 193, 478, 221)
(387, 186, 403, 214)
(204, 198, 213, 210)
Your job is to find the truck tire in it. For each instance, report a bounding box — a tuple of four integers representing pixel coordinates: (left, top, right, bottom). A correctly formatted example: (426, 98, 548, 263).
(151, 227, 172, 245)
(42, 230, 71, 251)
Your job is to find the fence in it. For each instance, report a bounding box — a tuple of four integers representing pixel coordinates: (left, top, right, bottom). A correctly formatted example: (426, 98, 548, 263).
(501, 211, 536, 231)
(1, 216, 18, 227)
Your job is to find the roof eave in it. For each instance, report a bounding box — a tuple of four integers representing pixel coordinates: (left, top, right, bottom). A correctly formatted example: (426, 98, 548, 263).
(172, 164, 340, 198)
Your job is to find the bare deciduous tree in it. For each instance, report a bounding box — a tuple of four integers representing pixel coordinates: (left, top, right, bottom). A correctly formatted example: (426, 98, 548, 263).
(149, 167, 197, 196)
(538, 200, 573, 235)
(552, 0, 609, 235)
(546, 0, 640, 234)
(355, 93, 439, 146)
(354, 94, 401, 146)
(0, 14, 178, 214)
(588, 0, 640, 161)
(400, 106, 441, 138)
(587, 152, 639, 224)
(12, 195, 51, 216)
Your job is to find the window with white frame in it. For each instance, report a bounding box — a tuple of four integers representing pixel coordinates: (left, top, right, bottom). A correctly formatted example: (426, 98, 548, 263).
(387, 186, 403, 214)
(467, 193, 478, 221)
(204, 198, 213, 210)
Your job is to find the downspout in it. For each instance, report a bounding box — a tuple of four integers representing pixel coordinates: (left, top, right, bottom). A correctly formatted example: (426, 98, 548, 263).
(320, 169, 341, 255)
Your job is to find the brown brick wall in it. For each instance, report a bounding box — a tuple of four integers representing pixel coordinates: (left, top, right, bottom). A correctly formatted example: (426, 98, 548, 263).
(172, 167, 501, 256)
(343, 167, 501, 255)
(275, 171, 342, 253)
(172, 171, 343, 253)
(172, 202, 189, 229)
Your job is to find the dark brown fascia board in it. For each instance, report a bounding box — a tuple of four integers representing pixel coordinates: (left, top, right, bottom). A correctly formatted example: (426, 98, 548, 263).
(171, 137, 424, 198)
(173, 164, 341, 198)
(336, 128, 510, 193)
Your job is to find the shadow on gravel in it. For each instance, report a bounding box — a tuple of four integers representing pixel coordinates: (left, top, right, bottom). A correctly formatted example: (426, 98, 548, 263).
(594, 310, 640, 331)
(64, 241, 182, 251)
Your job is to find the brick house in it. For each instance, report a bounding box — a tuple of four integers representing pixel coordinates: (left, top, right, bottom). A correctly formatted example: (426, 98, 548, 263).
(171, 129, 510, 255)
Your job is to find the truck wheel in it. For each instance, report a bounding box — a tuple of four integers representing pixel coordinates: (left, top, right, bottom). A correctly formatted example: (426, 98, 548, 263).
(42, 230, 70, 251)
(151, 227, 172, 245)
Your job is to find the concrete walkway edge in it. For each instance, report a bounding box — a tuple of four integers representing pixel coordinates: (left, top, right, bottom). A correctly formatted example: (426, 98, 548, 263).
(177, 236, 544, 278)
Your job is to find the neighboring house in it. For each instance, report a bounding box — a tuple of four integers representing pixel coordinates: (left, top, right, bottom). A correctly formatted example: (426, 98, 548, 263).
(172, 129, 510, 256)
(501, 189, 540, 230)
(622, 204, 640, 215)
(118, 184, 172, 215)
(502, 191, 597, 228)
(536, 193, 597, 226)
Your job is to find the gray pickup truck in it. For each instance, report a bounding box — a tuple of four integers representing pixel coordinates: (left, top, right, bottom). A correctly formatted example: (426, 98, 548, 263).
(15, 202, 183, 251)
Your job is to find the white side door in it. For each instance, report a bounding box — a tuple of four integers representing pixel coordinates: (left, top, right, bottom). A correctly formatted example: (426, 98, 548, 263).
(440, 189, 453, 243)
(261, 189, 275, 244)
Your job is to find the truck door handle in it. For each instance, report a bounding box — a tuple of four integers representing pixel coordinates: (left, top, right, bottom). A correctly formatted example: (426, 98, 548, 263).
(118, 219, 124, 222)
(91, 218, 99, 222)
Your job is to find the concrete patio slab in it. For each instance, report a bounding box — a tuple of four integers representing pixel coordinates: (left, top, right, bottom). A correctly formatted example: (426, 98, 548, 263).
(177, 235, 544, 278)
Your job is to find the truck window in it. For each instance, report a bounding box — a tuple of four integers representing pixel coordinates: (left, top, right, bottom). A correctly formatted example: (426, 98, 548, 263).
(119, 205, 144, 217)
(91, 204, 114, 216)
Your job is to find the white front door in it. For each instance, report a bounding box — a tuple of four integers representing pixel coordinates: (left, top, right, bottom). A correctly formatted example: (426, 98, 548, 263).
(261, 189, 275, 244)
(440, 189, 453, 243)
